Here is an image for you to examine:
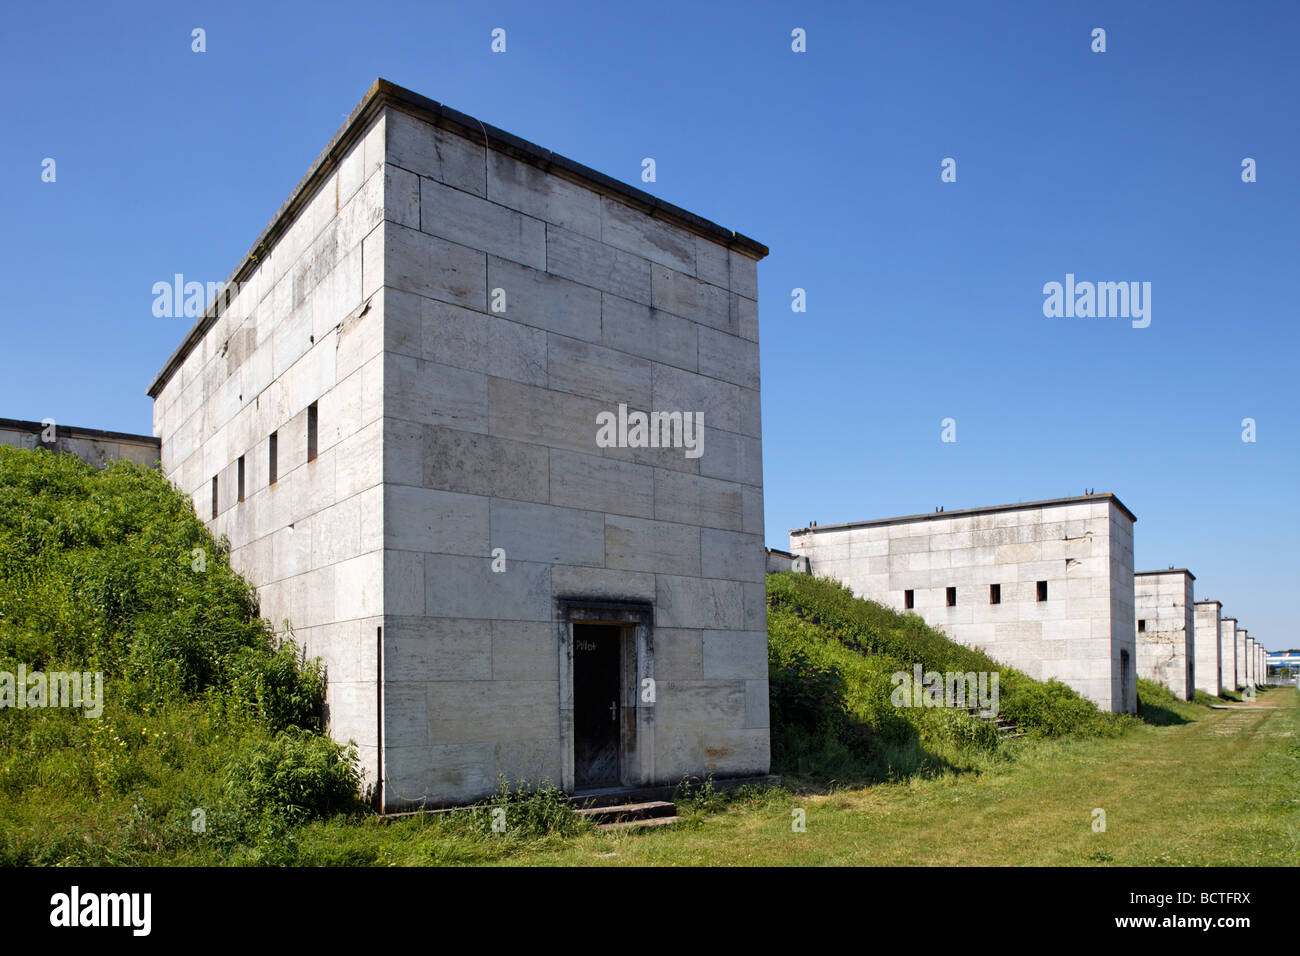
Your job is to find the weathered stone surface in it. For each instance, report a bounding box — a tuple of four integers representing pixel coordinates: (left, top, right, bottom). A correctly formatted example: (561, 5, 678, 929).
(422, 425, 550, 503)
(604, 514, 701, 575)
(547, 226, 652, 304)
(487, 151, 602, 239)
(1134, 570, 1195, 701)
(489, 499, 606, 567)
(420, 176, 546, 270)
(601, 294, 697, 371)
(549, 449, 653, 519)
(1193, 600, 1222, 697)
(790, 496, 1137, 714)
(386, 223, 486, 310)
(486, 256, 602, 342)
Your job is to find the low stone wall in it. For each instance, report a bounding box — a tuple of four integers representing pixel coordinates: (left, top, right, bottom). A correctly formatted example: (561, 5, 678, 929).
(0, 418, 159, 469)
(765, 547, 810, 575)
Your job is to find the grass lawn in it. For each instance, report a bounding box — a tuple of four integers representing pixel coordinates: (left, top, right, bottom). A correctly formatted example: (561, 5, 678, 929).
(293, 686, 1299, 866)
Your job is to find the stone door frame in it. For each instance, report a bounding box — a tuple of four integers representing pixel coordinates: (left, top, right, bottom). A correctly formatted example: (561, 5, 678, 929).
(556, 598, 655, 793)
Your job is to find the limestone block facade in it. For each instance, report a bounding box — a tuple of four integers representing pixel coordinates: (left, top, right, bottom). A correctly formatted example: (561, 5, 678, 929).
(147, 80, 770, 809)
(787, 494, 1138, 714)
(1220, 617, 1238, 692)
(765, 547, 809, 575)
(1134, 569, 1195, 700)
(1237, 627, 1250, 688)
(0, 417, 159, 469)
(1192, 600, 1221, 697)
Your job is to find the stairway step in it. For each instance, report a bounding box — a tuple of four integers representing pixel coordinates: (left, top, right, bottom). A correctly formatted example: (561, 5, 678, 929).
(596, 815, 682, 831)
(576, 800, 678, 824)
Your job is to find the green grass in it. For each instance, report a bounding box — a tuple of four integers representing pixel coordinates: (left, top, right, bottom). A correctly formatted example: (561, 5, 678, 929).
(271, 687, 1298, 866)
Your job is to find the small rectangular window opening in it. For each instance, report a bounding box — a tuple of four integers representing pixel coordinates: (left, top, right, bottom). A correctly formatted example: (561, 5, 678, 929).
(904, 589, 914, 610)
(989, 583, 1001, 605)
(946, 586, 957, 607)
(237, 455, 245, 502)
(269, 431, 278, 485)
(1037, 580, 1048, 602)
(211, 476, 218, 519)
(307, 403, 318, 462)
(1138, 619, 1147, 632)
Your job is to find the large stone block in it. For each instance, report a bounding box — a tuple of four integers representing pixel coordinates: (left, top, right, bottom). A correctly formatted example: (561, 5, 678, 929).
(419, 176, 546, 270)
(601, 294, 697, 371)
(549, 449, 654, 519)
(486, 256, 602, 342)
(546, 226, 652, 304)
(423, 553, 552, 621)
(654, 469, 743, 532)
(700, 528, 765, 583)
(422, 298, 548, 387)
(489, 499, 606, 567)
(385, 223, 486, 310)
(386, 110, 486, 196)
(656, 575, 745, 630)
(384, 484, 488, 556)
(652, 263, 731, 331)
(701, 630, 767, 680)
(546, 335, 652, 408)
(488, 377, 606, 454)
(604, 514, 701, 575)
(601, 196, 695, 273)
(423, 425, 550, 503)
(385, 354, 490, 434)
(486, 151, 602, 239)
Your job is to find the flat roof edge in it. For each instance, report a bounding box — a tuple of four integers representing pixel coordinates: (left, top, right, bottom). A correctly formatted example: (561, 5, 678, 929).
(147, 78, 768, 399)
(788, 492, 1137, 536)
(1135, 568, 1196, 581)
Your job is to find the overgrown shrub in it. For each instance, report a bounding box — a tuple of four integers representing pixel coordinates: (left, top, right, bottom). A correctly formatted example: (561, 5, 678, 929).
(225, 728, 361, 819)
(472, 777, 582, 838)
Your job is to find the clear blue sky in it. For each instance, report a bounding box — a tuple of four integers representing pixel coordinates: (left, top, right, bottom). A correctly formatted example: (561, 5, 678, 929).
(2, 1, 1295, 648)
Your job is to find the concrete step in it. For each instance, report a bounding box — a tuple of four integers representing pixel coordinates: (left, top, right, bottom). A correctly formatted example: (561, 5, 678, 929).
(596, 815, 683, 832)
(566, 773, 779, 811)
(576, 800, 678, 826)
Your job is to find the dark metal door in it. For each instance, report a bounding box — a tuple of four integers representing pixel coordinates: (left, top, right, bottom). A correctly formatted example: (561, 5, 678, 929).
(574, 623, 621, 789)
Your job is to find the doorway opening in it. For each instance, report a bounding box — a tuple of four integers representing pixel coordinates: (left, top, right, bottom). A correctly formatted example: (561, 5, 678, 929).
(573, 623, 622, 790)
(557, 599, 655, 794)
(1120, 648, 1131, 712)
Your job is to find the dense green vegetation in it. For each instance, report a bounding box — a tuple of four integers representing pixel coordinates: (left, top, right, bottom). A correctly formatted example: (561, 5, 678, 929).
(0, 446, 359, 864)
(765, 572, 1131, 784)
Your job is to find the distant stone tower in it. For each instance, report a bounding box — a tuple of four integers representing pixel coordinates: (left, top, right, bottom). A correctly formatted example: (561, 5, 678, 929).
(1134, 569, 1195, 701)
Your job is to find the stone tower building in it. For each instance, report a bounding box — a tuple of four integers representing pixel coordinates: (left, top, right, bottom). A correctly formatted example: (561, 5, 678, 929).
(147, 80, 770, 808)
(1191, 599, 1221, 697)
(1134, 569, 1195, 700)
